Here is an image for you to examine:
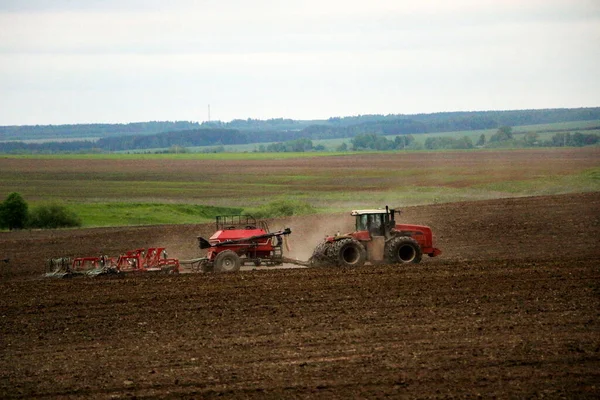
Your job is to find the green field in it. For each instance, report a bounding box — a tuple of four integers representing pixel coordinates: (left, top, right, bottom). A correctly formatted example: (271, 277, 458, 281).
(1, 147, 599, 227)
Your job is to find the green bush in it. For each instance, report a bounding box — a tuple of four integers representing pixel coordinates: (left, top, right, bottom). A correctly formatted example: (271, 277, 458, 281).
(28, 203, 82, 229)
(0, 192, 29, 230)
(249, 199, 316, 219)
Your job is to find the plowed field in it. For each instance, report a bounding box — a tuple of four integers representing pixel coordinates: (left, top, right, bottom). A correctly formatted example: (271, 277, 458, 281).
(1, 192, 599, 398)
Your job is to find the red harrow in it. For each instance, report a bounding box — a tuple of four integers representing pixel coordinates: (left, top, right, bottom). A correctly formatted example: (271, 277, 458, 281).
(45, 247, 180, 278)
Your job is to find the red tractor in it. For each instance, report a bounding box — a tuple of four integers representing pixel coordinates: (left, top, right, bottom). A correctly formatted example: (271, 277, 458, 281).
(193, 215, 292, 272)
(309, 206, 441, 267)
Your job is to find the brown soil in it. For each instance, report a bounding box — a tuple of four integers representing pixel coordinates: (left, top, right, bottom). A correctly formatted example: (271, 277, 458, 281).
(1, 192, 599, 398)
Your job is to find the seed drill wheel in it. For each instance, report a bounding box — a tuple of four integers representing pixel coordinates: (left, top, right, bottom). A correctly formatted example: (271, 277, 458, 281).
(214, 250, 241, 272)
(385, 236, 422, 264)
(331, 238, 366, 267)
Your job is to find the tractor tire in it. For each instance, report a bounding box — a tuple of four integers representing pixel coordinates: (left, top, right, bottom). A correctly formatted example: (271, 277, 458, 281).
(214, 250, 241, 273)
(385, 236, 422, 264)
(331, 238, 366, 267)
(309, 241, 334, 267)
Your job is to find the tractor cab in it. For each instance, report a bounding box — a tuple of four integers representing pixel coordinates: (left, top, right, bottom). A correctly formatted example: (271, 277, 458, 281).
(352, 207, 397, 238)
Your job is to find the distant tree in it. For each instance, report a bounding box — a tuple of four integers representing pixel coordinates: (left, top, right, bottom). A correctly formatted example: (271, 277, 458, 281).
(0, 192, 28, 230)
(373, 135, 394, 150)
(571, 132, 599, 146)
(289, 138, 313, 152)
(351, 133, 379, 150)
(424, 136, 474, 150)
(336, 142, 348, 151)
(458, 136, 474, 149)
(551, 132, 599, 147)
(352, 133, 395, 150)
(490, 126, 513, 142)
(476, 134, 486, 146)
(571, 132, 585, 146)
(551, 132, 571, 147)
(523, 132, 539, 146)
(394, 134, 414, 150)
(264, 138, 313, 153)
(266, 142, 286, 152)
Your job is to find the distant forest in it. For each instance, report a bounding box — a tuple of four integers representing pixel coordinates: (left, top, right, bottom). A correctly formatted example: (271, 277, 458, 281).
(0, 107, 599, 153)
(0, 121, 201, 141)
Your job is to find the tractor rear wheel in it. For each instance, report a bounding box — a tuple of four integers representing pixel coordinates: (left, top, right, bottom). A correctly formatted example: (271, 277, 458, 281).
(385, 236, 422, 264)
(214, 250, 241, 272)
(332, 238, 366, 267)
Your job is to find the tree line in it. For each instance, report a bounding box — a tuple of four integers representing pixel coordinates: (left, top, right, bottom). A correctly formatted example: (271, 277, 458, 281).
(425, 127, 599, 150)
(0, 129, 246, 153)
(1, 107, 599, 153)
(1, 126, 598, 154)
(3, 107, 599, 140)
(0, 121, 200, 141)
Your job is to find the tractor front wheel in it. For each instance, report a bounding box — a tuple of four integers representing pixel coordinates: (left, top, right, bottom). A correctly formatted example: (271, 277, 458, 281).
(332, 238, 366, 267)
(214, 250, 241, 273)
(385, 236, 422, 264)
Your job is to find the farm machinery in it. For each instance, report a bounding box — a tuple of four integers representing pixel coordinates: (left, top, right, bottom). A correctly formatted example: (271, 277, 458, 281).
(44, 206, 440, 277)
(308, 206, 441, 267)
(44, 215, 292, 277)
(45, 247, 180, 278)
(184, 215, 292, 272)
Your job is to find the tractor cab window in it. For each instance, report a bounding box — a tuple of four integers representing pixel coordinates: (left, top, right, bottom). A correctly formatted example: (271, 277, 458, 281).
(368, 214, 384, 236)
(356, 214, 369, 231)
(356, 214, 385, 236)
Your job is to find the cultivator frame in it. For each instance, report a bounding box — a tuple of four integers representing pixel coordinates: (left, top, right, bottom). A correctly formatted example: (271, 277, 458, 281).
(114, 248, 180, 273)
(45, 247, 180, 278)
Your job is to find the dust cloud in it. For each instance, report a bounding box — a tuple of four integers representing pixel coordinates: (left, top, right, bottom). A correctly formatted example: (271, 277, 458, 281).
(272, 212, 354, 261)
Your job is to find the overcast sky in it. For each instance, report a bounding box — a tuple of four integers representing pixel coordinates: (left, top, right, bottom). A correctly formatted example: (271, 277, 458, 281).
(0, 0, 598, 125)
